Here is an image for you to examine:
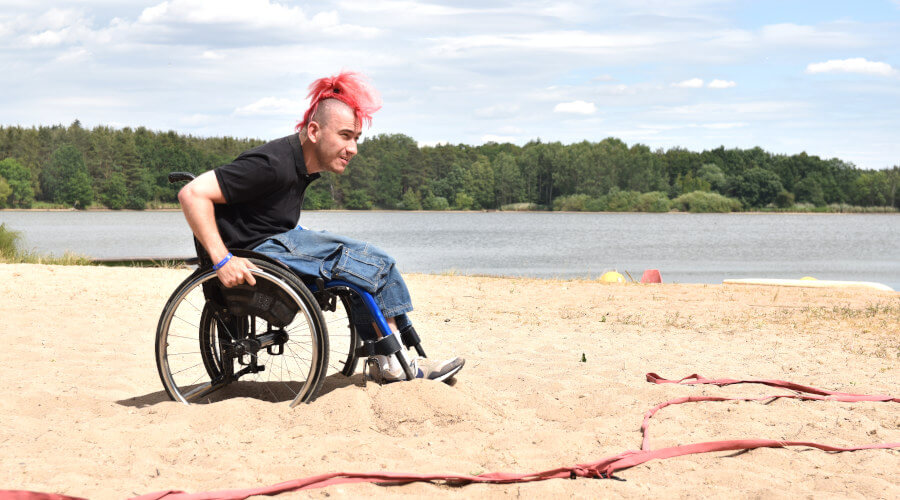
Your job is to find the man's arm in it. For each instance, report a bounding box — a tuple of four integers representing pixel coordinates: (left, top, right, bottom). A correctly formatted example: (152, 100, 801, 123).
(178, 170, 256, 287)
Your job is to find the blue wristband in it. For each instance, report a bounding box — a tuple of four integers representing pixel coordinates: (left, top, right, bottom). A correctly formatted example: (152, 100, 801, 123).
(213, 252, 233, 271)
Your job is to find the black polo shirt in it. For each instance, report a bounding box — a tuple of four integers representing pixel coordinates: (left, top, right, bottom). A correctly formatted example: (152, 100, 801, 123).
(214, 133, 319, 250)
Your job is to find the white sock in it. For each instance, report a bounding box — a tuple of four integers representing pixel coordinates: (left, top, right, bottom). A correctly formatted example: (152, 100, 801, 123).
(387, 348, 411, 372)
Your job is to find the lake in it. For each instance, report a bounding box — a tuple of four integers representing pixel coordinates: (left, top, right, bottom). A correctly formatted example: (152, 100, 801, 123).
(1, 211, 898, 289)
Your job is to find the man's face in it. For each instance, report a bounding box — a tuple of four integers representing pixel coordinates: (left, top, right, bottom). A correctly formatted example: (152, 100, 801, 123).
(311, 103, 362, 175)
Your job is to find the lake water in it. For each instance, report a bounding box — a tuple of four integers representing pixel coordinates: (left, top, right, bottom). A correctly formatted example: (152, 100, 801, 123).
(1, 210, 898, 289)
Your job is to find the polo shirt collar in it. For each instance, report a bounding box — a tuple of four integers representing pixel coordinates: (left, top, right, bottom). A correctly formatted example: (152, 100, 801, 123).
(288, 132, 320, 181)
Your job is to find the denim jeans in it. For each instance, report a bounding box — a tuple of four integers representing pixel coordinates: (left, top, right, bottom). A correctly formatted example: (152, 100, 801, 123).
(253, 228, 413, 332)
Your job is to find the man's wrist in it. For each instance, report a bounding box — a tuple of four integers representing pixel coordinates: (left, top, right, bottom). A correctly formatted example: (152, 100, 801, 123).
(213, 253, 234, 271)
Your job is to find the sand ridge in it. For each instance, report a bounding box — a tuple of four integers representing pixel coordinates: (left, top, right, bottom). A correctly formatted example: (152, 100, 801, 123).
(0, 263, 897, 498)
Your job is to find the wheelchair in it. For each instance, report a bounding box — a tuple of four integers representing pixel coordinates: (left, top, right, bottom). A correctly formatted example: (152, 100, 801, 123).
(155, 172, 426, 406)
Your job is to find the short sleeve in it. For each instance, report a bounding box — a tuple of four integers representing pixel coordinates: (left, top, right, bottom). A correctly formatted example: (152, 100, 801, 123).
(214, 152, 280, 204)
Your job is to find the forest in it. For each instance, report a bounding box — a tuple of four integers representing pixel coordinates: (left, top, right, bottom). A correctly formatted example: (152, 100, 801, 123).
(0, 120, 897, 213)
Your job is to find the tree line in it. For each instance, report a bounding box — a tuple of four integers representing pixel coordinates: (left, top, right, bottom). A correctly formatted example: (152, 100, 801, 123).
(1, 120, 897, 212)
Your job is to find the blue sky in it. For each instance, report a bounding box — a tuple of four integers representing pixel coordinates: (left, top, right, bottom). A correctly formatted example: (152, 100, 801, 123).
(2, 0, 898, 169)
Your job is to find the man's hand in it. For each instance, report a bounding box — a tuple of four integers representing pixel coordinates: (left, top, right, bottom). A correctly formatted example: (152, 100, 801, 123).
(216, 256, 258, 288)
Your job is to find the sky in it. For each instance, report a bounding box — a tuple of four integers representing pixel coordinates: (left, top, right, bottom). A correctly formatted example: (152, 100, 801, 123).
(1, 0, 899, 169)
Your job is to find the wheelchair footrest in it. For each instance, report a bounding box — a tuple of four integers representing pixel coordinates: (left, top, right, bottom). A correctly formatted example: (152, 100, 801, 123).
(356, 334, 403, 358)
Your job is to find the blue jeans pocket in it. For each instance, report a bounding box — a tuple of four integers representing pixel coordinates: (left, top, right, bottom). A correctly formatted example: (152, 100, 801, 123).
(334, 248, 385, 292)
(268, 233, 297, 253)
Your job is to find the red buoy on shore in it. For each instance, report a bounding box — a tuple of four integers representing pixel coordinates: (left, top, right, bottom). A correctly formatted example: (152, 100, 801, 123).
(641, 269, 662, 283)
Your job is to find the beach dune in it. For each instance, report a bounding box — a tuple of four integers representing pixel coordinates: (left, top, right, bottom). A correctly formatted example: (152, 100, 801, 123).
(1, 263, 897, 498)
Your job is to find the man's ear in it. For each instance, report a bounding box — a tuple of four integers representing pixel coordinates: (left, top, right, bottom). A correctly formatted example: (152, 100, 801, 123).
(306, 121, 320, 144)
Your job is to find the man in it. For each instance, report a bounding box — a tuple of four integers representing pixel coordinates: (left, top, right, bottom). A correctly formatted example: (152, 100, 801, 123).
(178, 71, 464, 383)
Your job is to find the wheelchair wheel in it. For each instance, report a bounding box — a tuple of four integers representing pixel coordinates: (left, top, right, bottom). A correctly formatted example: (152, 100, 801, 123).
(156, 258, 329, 406)
(315, 289, 361, 377)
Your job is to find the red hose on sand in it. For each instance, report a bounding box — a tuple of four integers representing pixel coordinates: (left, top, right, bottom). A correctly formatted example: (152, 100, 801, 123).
(4, 373, 896, 500)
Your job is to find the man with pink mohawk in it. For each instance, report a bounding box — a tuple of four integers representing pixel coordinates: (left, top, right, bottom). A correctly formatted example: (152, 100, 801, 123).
(178, 71, 464, 383)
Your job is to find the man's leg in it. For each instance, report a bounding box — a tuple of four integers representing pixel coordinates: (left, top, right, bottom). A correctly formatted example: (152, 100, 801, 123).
(254, 229, 463, 382)
(254, 228, 414, 317)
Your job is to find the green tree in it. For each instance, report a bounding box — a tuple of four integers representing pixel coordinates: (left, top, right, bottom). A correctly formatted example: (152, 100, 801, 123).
(0, 178, 11, 208)
(730, 167, 784, 208)
(774, 190, 795, 209)
(0, 158, 35, 207)
(854, 171, 888, 206)
(302, 188, 335, 210)
(67, 170, 94, 208)
(467, 156, 495, 209)
(422, 194, 449, 210)
(674, 172, 710, 195)
(454, 192, 475, 210)
(794, 176, 825, 206)
(697, 163, 727, 193)
(42, 144, 87, 203)
(664, 147, 701, 188)
(101, 171, 128, 209)
(344, 189, 372, 210)
(400, 188, 422, 210)
(492, 152, 524, 206)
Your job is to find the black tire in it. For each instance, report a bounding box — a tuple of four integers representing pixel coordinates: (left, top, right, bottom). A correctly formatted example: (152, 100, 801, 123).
(155, 258, 329, 406)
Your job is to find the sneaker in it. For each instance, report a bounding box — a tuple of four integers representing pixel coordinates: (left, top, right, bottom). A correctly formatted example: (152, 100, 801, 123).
(366, 354, 465, 384)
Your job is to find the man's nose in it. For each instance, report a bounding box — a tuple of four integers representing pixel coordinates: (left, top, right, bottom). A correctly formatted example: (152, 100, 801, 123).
(347, 140, 357, 155)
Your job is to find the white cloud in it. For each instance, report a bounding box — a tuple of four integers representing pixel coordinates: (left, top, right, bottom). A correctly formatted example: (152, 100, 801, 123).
(234, 97, 304, 116)
(27, 29, 65, 46)
(136, 0, 379, 37)
(138, 0, 303, 26)
(708, 79, 736, 89)
(806, 58, 896, 76)
(336, 1, 472, 16)
(201, 50, 225, 60)
(672, 78, 704, 88)
(554, 100, 596, 115)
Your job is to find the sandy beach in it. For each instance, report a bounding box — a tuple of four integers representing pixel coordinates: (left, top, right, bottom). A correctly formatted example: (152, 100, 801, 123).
(1, 263, 897, 499)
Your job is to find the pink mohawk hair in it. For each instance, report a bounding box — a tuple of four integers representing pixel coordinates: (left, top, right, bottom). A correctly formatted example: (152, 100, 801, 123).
(296, 71, 382, 132)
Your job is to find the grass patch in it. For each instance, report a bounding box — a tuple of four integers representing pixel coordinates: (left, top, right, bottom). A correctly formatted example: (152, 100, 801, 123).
(0, 222, 92, 265)
(0, 223, 19, 259)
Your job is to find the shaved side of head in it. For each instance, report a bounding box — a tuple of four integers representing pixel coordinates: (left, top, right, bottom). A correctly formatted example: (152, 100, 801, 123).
(310, 98, 353, 129)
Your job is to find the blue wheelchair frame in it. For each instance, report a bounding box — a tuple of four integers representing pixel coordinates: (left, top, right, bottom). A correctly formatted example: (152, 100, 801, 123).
(307, 278, 425, 380)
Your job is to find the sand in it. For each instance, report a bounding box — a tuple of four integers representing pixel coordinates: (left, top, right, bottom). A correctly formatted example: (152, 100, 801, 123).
(0, 263, 897, 499)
